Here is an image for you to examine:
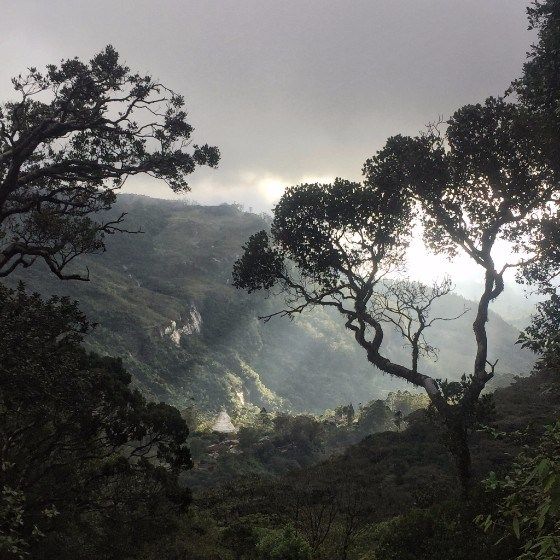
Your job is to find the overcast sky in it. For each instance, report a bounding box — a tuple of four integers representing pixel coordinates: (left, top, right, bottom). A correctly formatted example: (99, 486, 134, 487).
(1, 0, 533, 211)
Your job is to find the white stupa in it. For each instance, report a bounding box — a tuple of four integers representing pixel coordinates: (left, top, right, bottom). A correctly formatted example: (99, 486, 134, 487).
(212, 410, 237, 434)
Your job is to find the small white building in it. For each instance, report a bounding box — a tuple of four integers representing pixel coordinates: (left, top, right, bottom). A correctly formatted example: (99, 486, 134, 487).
(212, 410, 237, 434)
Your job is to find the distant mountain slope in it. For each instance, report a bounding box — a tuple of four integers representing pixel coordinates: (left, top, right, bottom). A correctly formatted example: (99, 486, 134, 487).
(8, 194, 535, 412)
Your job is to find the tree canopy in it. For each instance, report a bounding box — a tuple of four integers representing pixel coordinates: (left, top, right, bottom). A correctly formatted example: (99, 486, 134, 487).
(511, 0, 560, 367)
(515, 0, 560, 143)
(0, 46, 219, 279)
(0, 283, 192, 558)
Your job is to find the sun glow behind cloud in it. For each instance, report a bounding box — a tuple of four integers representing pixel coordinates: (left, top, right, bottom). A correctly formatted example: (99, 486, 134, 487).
(259, 177, 286, 203)
(406, 233, 482, 285)
(257, 174, 338, 205)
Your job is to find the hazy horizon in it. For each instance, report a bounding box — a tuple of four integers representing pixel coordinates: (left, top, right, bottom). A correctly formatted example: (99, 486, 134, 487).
(1, 1, 538, 293)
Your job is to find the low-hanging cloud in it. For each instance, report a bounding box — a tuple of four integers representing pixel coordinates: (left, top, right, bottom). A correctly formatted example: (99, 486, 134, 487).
(1, 0, 533, 210)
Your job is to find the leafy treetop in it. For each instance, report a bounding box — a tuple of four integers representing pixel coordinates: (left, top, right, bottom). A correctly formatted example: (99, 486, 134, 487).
(0, 45, 219, 279)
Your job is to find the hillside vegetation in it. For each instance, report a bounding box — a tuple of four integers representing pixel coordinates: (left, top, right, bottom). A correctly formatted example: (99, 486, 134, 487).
(9, 194, 534, 413)
(189, 367, 560, 560)
(3, 9, 560, 558)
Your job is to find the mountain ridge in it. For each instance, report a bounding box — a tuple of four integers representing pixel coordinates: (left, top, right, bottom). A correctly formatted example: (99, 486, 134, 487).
(7, 194, 535, 413)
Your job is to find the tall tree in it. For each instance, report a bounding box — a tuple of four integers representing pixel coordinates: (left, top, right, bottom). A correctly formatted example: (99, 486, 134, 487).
(515, 0, 560, 146)
(0, 46, 219, 279)
(513, 0, 560, 365)
(233, 97, 560, 495)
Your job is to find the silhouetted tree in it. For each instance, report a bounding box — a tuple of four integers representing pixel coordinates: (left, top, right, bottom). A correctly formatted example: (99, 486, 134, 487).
(0, 46, 219, 279)
(394, 410, 404, 432)
(513, 0, 560, 367)
(335, 404, 355, 426)
(515, 0, 560, 152)
(233, 97, 560, 496)
(373, 277, 467, 373)
(519, 293, 560, 368)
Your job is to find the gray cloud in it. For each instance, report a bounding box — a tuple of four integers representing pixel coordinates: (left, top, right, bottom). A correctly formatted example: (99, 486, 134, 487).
(1, 0, 532, 209)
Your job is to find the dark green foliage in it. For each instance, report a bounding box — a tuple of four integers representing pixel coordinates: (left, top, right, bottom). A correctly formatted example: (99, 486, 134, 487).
(355, 400, 394, 437)
(363, 97, 559, 259)
(137, 509, 232, 560)
(233, 230, 284, 293)
(386, 390, 429, 416)
(510, 1, 560, 371)
(186, 390, 439, 491)
(0, 46, 219, 279)
(0, 283, 192, 559)
(0, 488, 27, 559)
(519, 294, 560, 367)
(515, 0, 560, 144)
(187, 411, 336, 489)
(256, 525, 312, 560)
(272, 414, 325, 454)
(238, 425, 265, 450)
(272, 179, 410, 284)
(368, 500, 517, 560)
(196, 368, 560, 558)
(335, 403, 356, 426)
(478, 421, 560, 560)
(221, 521, 259, 560)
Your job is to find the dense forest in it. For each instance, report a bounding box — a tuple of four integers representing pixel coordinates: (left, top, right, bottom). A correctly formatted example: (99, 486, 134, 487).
(1, 1, 560, 559)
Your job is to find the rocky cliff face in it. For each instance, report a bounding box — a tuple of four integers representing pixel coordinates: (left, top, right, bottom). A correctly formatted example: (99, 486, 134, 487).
(159, 306, 203, 346)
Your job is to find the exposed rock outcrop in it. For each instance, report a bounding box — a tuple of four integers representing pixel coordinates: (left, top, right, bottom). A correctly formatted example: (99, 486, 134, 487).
(158, 305, 202, 346)
(212, 410, 237, 434)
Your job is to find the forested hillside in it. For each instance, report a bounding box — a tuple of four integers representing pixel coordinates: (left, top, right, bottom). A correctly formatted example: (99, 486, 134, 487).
(9, 194, 534, 413)
(189, 366, 560, 560)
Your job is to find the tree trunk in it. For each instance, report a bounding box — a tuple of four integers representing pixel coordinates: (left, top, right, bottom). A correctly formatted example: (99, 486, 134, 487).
(431, 397, 474, 500)
(453, 429, 472, 500)
(445, 418, 473, 500)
